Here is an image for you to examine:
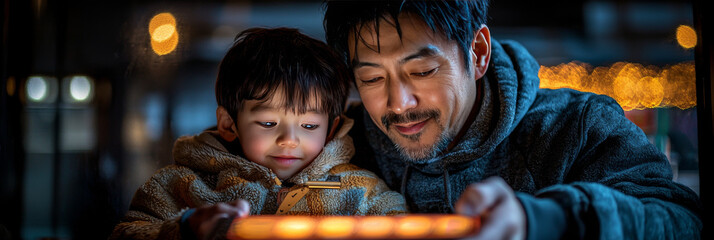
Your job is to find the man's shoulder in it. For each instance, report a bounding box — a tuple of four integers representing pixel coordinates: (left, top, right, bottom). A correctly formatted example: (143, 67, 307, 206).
(513, 88, 626, 135)
(531, 88, 622, 115)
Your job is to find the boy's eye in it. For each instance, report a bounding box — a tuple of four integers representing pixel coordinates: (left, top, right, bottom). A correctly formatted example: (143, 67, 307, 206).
(301, 124, 319, 130)
(257, 121, 277, 128)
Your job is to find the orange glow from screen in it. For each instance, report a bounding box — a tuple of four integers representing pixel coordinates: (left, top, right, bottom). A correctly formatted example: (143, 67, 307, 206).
(316, 217, 355, 238)
(395, 216, 432, 238)
(273, 217, 316, 239)
(355, 216, 394, 239)
(539, 61, 696, 111)
(227, 214, 480, 239)
(149, 12, 178, 56)
(677, 25, 697, 49)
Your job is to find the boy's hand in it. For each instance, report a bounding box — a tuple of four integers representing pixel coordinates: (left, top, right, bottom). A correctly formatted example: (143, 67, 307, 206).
(188, 199, 250, 240)
(454, 177, 526, 240)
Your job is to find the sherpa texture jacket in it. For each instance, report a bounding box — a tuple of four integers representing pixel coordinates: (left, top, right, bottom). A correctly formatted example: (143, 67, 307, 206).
(347, 39, 702, 239)
(110, 118, 406, 240)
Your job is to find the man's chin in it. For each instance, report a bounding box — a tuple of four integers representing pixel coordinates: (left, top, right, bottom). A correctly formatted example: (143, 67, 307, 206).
(390, 139, 439, 163)
(388, 131, 452, 163)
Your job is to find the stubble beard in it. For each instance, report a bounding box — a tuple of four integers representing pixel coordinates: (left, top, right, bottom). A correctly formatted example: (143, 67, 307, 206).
(391, 124, 453, 163)
(381, 109, 454, 163)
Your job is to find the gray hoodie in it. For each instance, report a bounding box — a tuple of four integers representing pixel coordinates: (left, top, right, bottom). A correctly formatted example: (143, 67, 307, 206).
(348, 39, 702, 239)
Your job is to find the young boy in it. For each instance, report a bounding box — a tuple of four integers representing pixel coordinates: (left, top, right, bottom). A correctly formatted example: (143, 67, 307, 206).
(110, 28, 407, 240)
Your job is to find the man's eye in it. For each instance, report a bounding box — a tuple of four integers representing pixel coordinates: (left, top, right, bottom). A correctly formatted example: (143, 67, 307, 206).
(412, 68, 437, 77)
(360, 77, 383, 84)
(301, 124, 319, 130)
(257, 122, 277, 128)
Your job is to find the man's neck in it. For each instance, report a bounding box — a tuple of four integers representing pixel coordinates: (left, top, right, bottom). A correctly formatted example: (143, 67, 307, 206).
(446, 77, 484, 151)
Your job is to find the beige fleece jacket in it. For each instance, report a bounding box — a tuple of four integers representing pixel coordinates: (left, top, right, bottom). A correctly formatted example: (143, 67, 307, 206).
(110, 118, 407, 239)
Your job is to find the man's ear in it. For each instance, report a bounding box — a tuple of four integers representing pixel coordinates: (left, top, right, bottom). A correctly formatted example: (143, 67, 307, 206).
(470, 25, 491, 80)
(325, 116, 342, 143)
(216, 106, 239, 142)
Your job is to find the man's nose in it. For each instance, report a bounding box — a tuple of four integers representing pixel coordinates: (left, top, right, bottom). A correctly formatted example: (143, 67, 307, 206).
(276, 125, 299, 148)
(386, 77, 417, 114)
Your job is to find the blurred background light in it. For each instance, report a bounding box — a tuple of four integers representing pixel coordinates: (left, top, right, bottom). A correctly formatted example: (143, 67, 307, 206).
(676, 25, 697, 49)
(25, 75, 57, 104)
(149, 12, 179, 56)
(6, 77, 16, 96)
(69, 75, 93, 102)
(27, 76, 48, 101)
(539, 61, 696, 111)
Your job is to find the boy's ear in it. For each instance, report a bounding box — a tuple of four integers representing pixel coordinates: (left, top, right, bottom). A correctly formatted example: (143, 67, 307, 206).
(325, 116, 342, 143)
(216, 106, 239, 142)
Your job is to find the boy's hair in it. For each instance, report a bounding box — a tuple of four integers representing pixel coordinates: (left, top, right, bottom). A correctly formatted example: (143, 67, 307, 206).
(215, 27, 350, 126)
(323, 0, 489, 72)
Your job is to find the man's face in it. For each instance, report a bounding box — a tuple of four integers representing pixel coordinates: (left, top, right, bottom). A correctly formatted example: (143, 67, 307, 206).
(349, 14, 477, 162)
(235, 90, 329, 180)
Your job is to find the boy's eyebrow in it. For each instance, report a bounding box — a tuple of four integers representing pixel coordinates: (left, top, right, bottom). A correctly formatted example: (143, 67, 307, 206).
(250, 104, 275, 112)
(250, 103, 323, 114)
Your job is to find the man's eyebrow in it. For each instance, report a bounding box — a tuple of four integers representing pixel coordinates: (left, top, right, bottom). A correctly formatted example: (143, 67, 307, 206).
(353, 59, 380, 69)
(400, 46, 441, 64)
(352, 45, 442, 69)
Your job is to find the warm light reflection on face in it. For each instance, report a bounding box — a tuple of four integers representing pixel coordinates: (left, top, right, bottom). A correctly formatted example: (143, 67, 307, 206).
(235, 90, 329, 180)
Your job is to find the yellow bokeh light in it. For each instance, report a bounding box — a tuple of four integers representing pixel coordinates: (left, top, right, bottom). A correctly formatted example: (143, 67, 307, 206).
(676, 25, 697, 49)
(152, 24, 175, 42)
(539, 61, 696, 110)
(149, 12, 178, 56)
(6, 77, 15, 96)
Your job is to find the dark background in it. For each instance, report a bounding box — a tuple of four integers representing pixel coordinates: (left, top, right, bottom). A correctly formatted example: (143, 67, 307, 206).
(1, 0, 708, 239)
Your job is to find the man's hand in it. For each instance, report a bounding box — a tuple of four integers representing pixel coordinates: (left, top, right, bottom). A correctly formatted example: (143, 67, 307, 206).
(454, 177, 526, 240)
(187, 199, 250, 240)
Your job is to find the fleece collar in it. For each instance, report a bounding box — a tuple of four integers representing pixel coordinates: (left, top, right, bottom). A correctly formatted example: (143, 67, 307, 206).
(172, 117, 355, 185)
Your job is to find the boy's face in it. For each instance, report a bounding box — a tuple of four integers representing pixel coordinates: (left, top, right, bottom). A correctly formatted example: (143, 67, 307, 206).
(235, 91, 329, 180)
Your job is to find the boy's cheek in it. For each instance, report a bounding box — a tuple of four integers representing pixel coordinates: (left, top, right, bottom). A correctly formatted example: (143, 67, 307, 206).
(241, 136, 272, 162)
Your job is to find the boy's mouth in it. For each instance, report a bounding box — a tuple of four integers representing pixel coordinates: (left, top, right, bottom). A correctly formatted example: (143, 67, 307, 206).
(272, 155, 301, 167)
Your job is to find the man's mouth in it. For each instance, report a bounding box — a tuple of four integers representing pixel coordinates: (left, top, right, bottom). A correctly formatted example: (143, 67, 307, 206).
(393, 119, 429, 135)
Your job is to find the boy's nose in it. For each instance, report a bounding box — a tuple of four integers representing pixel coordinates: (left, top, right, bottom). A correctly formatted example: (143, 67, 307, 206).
(277, 127, 299, 148)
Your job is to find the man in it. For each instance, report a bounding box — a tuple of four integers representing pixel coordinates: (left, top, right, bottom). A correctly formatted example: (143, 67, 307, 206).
(324, 0, 702, 239)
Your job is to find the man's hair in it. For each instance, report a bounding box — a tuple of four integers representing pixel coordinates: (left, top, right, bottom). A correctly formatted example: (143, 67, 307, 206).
(323, 0, 489, 71)
(215, 27, 350, 125)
